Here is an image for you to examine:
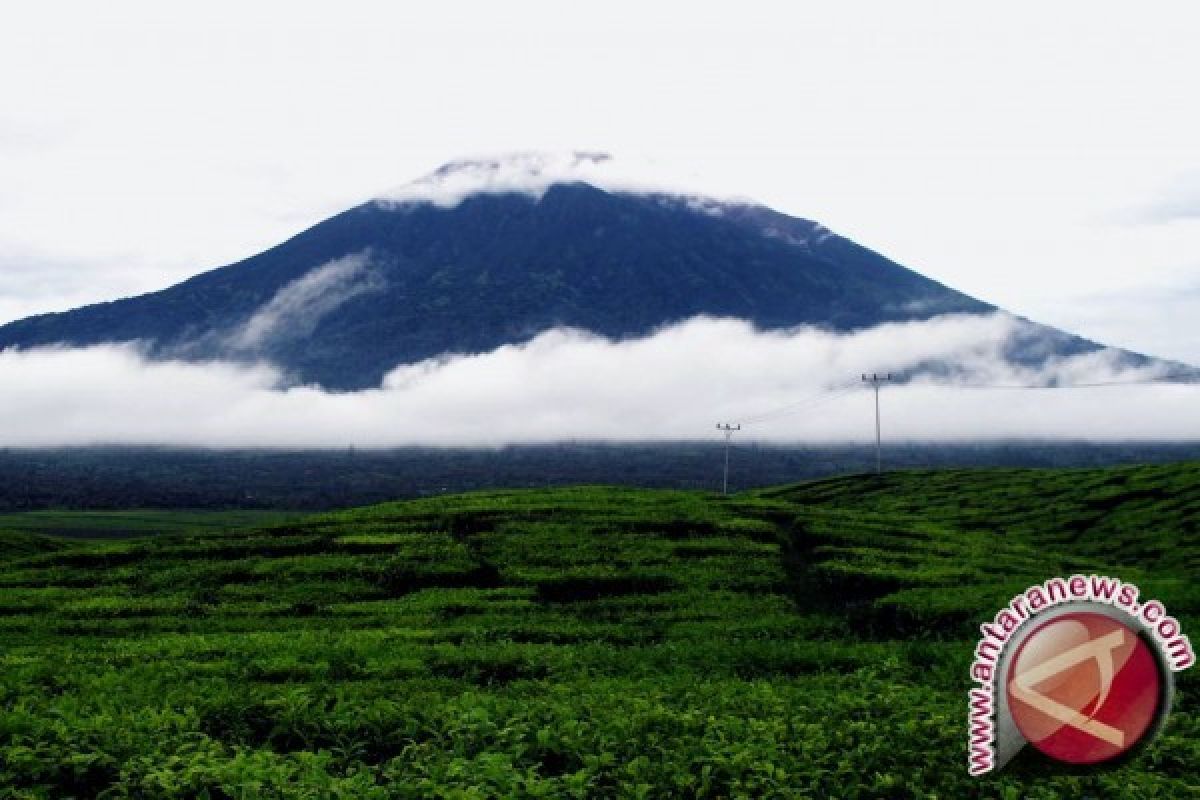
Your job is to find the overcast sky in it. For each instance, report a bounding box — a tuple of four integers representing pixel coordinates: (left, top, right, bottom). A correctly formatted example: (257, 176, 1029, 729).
(2, 1, 1199, 363)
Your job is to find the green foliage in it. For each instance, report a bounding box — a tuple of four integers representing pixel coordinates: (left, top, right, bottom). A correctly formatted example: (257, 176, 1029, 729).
(771, 463, 1200, 633)
(0, 468, 1197, 796)
(0, 510, 305, 539)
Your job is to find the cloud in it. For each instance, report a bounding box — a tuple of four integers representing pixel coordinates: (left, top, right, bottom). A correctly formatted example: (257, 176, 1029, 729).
(0, 244, 156, 325)
(1034, 284, 1200, 367)
(1134, 170, 1200, 224)
(372, 152, 753, 211)
(0, 313, 1195, 448)
(226, 251, 384, 352)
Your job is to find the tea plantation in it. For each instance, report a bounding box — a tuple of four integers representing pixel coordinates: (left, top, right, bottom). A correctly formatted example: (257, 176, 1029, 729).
(1, 464, 1197, 797)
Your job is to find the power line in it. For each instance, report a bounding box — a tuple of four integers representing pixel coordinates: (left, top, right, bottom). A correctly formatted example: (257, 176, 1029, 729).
(718, 374, 1192, 433)
(715, 422, 740, 495)
(712, 384, 860, 494)
(862, 373, 892, 475)
(732, 376, 1194, 428)
(935, 377, 1198, 390)
(737, 380, 862, 426)
(709, 372, 1197, 484)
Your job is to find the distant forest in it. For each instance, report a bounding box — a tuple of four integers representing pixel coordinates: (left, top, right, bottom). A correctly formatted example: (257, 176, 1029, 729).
(0, 442, 1198, 511)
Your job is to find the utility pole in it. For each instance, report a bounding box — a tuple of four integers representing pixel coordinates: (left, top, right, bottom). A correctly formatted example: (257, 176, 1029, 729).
(716, 422, 741, 495)
(861, 373, 892, 475)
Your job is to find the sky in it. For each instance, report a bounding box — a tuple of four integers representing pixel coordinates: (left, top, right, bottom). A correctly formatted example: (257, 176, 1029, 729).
(1, 1, 1199, 363)
(1, 2, 1199, 445)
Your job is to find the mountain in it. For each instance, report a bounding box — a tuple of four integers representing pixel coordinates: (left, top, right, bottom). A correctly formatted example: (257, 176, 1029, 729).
(0, 152, 1185, 389)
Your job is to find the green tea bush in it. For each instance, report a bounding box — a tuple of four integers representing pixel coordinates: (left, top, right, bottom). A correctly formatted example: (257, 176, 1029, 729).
(0, 469, 1196, 796)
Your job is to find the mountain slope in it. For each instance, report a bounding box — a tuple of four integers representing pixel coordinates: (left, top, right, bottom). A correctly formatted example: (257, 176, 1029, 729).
(0, 156, 1177, 389)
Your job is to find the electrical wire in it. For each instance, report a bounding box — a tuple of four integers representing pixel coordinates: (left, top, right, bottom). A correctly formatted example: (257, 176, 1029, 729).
(933, 377, 1198, 390)
(722, 374, 1196, 430)
(737, 380, 863, 427)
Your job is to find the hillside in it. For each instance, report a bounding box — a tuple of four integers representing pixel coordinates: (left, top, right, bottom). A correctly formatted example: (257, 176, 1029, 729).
(0, 155, 1162, 391)
(0, 464, 1197, 796)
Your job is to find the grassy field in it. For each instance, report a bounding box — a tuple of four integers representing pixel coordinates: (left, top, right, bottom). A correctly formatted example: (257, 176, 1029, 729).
(0, 510, 306, 540)
(0, 464, 1197, 797)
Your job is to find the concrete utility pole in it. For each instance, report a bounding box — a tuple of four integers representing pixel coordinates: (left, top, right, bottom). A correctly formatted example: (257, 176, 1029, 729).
(861, 373, 892, 475)
(716, 422, 741, 495)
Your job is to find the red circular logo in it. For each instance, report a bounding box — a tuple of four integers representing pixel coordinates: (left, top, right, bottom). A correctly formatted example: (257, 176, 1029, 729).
(1006, 611, 1163, 764)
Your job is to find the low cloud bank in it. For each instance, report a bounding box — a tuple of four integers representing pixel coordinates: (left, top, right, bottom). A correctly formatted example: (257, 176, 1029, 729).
(0, 314, 1195, 447)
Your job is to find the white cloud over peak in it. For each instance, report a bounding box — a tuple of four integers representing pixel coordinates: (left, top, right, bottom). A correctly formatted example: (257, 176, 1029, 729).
(0, 313, 1194, 448)
(373, 151, 752, 210)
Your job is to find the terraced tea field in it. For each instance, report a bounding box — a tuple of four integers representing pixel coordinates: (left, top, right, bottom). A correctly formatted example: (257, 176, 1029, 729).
(0, 511, 305, 541)
(1, 465, 1197, 797)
